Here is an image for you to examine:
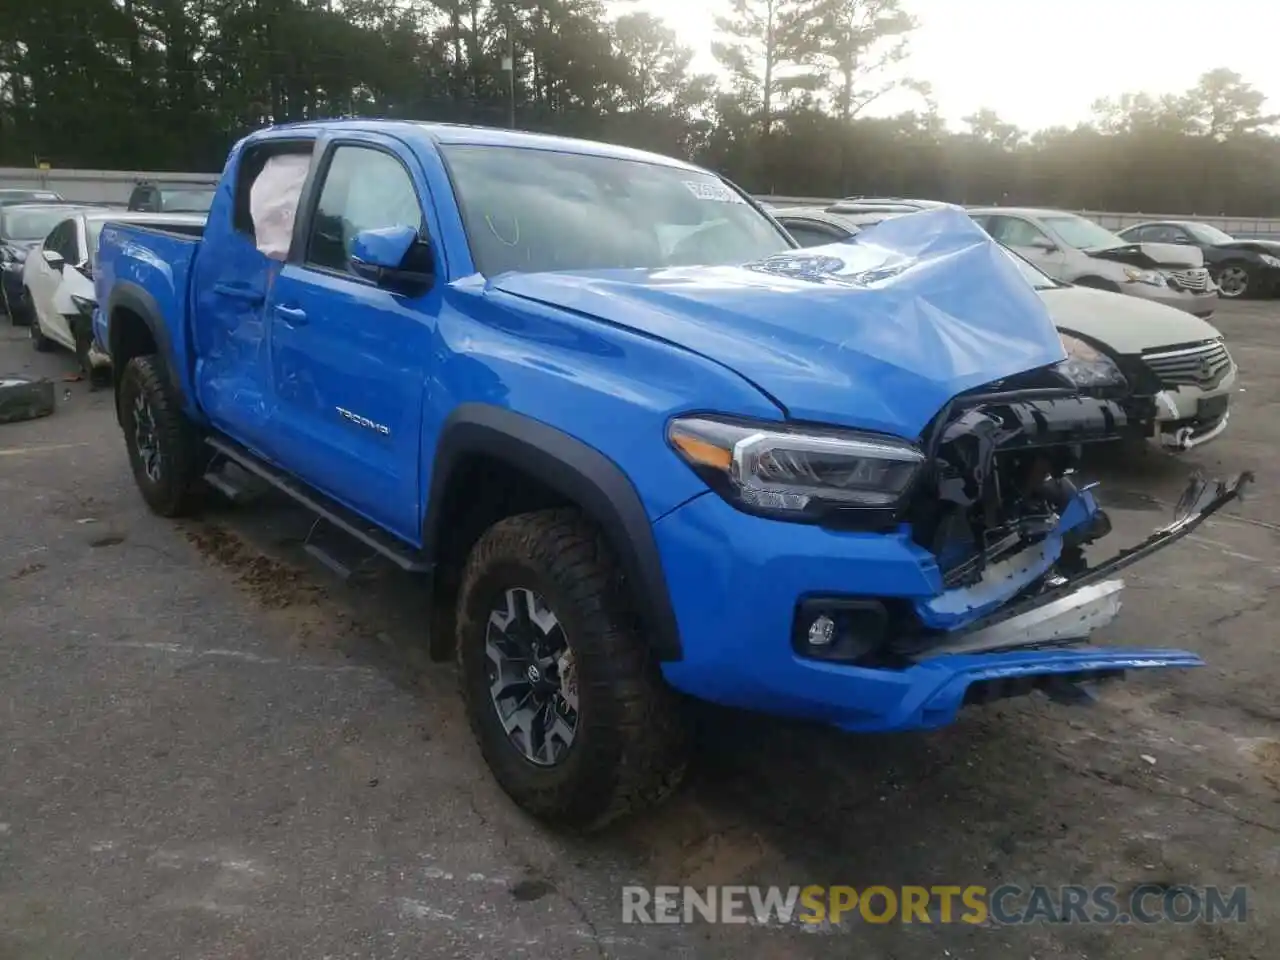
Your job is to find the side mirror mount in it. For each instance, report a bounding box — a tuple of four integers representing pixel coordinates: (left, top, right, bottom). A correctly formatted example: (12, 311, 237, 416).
(350, 225, 434, 293)
(42, 249, 65, 271)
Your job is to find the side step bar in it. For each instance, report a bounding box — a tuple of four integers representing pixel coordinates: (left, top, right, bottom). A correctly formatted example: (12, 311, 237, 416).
(204, 434, 432, 574)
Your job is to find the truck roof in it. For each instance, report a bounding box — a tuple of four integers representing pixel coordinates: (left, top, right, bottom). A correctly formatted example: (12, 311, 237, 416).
(249, 118, 703, 173)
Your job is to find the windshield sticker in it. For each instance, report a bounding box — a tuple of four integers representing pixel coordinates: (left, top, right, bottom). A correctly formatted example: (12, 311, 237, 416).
(684, 181, 745, 204)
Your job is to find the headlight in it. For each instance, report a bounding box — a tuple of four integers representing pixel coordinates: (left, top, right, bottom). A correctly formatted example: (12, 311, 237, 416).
(1122, 266, 1166, 286)
(1259, 254, 1280, 268)
(71, 294, 96, 316)
(667, 415, 925, 518)
(1057, 333, 1127, 388)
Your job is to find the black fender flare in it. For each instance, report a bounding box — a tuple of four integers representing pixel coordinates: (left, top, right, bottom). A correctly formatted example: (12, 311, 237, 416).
(105, 281, 187, 408)
(424, 404, 683, 661)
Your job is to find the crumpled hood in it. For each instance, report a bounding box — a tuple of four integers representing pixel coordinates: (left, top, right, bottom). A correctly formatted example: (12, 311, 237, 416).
(490, 208, 1066, 439)
(1, 239, 38, 261)
(1087, 241, 1204, 268)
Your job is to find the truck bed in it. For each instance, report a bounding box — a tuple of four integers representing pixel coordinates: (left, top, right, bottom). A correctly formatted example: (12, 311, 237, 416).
(93, 221, 202, 388)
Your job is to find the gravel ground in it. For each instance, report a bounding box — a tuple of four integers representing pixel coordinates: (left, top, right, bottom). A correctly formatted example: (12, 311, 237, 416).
(1, 300, 1277, 959)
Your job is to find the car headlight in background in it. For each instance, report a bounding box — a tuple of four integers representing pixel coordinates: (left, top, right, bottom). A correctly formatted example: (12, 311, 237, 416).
(1259, 253, 1280, 268)
(1122, 266, 1166, 286)
(668, 415, 925, 518)
(1056, 333, 1127, 388)
(70, 294, 96, 317)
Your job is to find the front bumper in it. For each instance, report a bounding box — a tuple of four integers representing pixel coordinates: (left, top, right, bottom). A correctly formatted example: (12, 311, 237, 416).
(1123, 283, 1219, 318)
(654, 472, 1251, 732)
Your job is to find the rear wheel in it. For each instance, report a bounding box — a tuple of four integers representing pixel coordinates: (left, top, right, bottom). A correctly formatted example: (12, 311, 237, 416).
(1212, 262, 1251, 299)
(457, 508, 689, 830)
(119, 355, 205, 517)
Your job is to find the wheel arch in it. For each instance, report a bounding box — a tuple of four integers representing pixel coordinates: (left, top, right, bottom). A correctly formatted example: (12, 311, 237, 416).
(106, 282, 184, 421)
(424, 404, 683, 662)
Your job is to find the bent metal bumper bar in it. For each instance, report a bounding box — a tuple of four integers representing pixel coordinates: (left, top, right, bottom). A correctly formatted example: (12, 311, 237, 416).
(912, 471, 1254, 660)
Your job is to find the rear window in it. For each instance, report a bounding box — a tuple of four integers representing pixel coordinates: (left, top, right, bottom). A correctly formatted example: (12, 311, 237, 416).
(1, 207, 75, 241)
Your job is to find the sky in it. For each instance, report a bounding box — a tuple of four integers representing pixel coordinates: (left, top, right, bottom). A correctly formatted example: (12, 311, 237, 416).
(627, 0, 1280, 132)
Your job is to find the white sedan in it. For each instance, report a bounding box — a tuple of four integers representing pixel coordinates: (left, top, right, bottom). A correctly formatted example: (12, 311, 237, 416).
(23, 209, 205, 378)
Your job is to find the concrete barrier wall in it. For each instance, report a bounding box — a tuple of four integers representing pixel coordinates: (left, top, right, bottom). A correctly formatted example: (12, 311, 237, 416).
(5, 169, 1278, 240)
(0, 167, 218, 206)
(756, 196, 1280, 240)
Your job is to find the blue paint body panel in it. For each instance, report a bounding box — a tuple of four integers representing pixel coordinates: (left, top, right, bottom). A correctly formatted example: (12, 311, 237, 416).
(94, 119, 1205, 734)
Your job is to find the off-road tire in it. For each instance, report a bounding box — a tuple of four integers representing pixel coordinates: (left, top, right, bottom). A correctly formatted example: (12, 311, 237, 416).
(119, 355, 204, 517)
(29, 313, 53, 352)
(457, 508, 689, 831)
(0, 375, 56, 424)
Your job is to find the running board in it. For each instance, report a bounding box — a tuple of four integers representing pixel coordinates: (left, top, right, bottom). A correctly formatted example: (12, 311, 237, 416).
(204, 434, 432, 574)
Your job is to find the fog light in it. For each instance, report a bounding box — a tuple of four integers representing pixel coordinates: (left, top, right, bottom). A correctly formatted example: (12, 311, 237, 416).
(807, 615, 836, 646)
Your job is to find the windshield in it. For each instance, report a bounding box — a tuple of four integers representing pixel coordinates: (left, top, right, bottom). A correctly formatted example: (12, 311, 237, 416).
(1184, 222, 1235, 245)
(439, 145, 792, 276)
(1002, 246, 1058, 290)
(159, 189, 215, 213)
(0, 208, 74, 242)
(1041, 215, 1126, 250)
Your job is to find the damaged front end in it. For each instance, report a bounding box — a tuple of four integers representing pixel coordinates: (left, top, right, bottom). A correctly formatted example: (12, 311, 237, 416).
(896, 371, 1253, 664)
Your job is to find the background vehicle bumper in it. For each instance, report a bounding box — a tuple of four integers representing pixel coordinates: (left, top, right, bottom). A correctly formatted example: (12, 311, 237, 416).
(651, 492, 1201, 731)
(1125, 284, 1218, 317)
(1151, 365, 1235, 451)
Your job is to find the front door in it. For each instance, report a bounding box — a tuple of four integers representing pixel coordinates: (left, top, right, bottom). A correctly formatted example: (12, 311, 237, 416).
(264, 138, 437, 543)
(30, 218, 79, 349)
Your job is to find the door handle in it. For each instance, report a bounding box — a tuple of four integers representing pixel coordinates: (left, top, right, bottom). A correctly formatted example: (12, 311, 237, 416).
(212, 282, 265, 306)
(274, 304, 308, 326)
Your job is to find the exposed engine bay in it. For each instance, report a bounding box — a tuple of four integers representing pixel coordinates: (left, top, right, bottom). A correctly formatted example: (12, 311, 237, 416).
(912, 390, 1124, 592)
(899, 375, 1252, 651)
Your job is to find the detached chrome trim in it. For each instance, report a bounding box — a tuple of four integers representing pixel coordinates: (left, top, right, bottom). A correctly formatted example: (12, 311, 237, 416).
(914, 580, 1124, 658)
(1160, 411, 1230, 451)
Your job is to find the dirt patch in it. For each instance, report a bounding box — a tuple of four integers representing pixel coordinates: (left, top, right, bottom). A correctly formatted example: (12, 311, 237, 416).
(8, 561, 45, 581)
(1251, 740, 1280, 789)
(182, 521, 327, 611)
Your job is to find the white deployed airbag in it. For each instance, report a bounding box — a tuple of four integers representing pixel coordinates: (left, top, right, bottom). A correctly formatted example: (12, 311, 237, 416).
(249, 154, 311, 260)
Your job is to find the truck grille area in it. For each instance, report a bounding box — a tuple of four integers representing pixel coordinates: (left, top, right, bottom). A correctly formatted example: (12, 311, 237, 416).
(1142, 339, 1232, 389)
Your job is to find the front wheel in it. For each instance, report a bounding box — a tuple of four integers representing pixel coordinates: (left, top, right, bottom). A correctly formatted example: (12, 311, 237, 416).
(119, 355, 205, 517)
(457, 509, 689, 831)
(1212, 263, 1251, 299)
(29, 311, 53, 352)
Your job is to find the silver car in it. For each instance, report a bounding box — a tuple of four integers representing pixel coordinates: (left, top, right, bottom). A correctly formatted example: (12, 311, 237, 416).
(968, 207, 1219, 318)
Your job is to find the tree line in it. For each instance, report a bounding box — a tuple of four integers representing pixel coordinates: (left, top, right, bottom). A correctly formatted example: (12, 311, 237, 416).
(2, 0, 1279, 215)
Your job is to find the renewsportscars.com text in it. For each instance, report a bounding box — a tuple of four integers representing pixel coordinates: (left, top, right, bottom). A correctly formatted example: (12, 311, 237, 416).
(621, 884, 1249, 926)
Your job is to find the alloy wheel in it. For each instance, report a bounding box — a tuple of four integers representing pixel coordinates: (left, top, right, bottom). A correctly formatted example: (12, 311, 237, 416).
(1215, 265, 1249, 298)
(132, 393, 162, 483)
(485, 586, 579, 766)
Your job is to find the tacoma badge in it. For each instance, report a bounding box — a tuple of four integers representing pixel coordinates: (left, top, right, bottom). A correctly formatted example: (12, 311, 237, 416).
(336, 407, 390, 436)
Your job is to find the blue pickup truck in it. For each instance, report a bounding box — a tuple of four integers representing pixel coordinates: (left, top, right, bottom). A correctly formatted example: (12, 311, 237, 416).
(94, 120, 1249, 829)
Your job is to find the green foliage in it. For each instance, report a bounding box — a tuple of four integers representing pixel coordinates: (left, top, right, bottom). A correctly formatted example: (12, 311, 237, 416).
(1, 1, 1278, 214)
